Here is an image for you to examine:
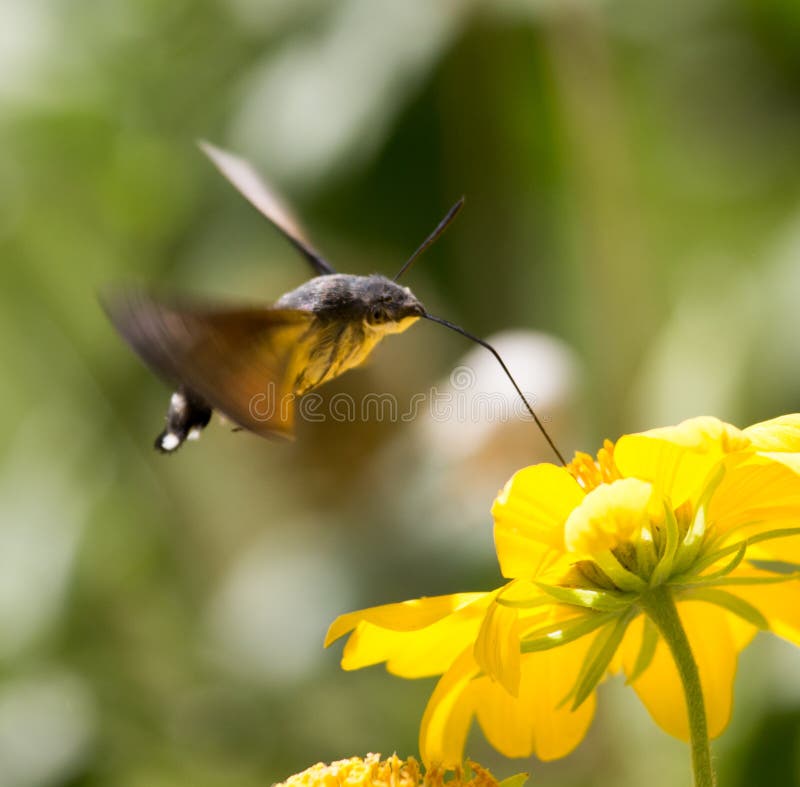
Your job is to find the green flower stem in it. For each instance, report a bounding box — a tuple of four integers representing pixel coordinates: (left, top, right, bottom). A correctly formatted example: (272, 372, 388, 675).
(640, 586, 714, 787)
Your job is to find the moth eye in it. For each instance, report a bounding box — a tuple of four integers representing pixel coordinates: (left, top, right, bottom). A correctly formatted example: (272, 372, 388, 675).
(371, 306, 384, 322)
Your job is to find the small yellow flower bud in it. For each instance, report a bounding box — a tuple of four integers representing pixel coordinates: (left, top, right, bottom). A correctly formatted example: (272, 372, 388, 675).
(564, 478, 653, 558)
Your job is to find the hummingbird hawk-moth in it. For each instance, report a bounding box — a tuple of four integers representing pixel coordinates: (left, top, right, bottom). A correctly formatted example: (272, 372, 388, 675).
(104, 142, 564, 464)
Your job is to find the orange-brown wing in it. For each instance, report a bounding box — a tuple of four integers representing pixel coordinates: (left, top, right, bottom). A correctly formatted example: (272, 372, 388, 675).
(103, 290, 312, 440)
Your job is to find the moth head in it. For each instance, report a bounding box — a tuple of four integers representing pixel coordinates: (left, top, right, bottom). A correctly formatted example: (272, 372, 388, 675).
(362, 275, 425, 334)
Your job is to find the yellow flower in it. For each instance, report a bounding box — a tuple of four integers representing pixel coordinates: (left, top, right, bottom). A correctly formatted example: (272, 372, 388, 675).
(273, 753, 514, 787)
(326, 415, 800, 768)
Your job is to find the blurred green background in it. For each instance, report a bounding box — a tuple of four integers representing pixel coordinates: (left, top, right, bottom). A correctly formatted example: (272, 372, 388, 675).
(3, 1, 800, 785)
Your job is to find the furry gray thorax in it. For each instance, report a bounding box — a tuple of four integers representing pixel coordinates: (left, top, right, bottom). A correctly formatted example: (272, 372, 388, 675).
(275, 273, 424, 325)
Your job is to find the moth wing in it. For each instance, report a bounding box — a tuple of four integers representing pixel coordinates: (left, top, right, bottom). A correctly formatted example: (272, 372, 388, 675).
(198, 140, 335, 277)
(103, 290, 312, 440)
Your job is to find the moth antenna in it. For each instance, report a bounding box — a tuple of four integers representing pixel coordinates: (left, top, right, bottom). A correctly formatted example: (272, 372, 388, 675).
(423, 313, 567, 466)
(393, 197, 465, 282)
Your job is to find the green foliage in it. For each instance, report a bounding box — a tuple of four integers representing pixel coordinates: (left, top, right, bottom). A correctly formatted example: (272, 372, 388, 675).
(2, 1, 800, 785)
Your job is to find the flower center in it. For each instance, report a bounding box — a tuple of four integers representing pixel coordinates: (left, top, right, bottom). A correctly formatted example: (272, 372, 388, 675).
(560, 476, 706, 592)
(567, 440, 621, 492)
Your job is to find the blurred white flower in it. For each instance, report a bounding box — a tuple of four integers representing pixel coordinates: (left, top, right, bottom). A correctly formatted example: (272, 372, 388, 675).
(0, 0, 54, 103)
(371, 330, 582, 556)
(417, 330, 580, 465)
(0, 671, 95, 787)
(205, 526, 353, 685)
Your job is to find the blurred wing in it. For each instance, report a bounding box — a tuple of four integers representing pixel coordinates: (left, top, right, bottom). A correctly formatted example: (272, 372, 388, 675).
(103, 290, 313, 440)
(198, 140, 335, 276)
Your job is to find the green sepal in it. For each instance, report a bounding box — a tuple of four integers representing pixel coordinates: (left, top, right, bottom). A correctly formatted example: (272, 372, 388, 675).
(520, 611, 618, 653)
(635, 523, 658, 579)
(650, 502, 680, 586)
(626, 616, 659, 684)
(567, 609, 636, 710)
(745, 526, 800, 547)
(595, 550, 647, 592)
(672, 541, 747, 585)
(534, 582, 636, 612)
(682, 587, 769, 630)
(498, 774, 529, 787)
(495, 595, 552, 610)
(689, 526, 800, 577)
(674, 464, 725, 574)
(683, 572, 800, 589)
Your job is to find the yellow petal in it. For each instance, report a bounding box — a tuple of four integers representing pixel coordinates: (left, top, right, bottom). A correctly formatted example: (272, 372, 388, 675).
(615, 416, 750, 507)
(621, 600, 737, 740)
(743, 414, 800, 452)
(755, 451, 800, 476)
(327, 594, 490, 678)
(564, 478, 652, 558)
(710, 452, 800, 560)
(492, 464, 584, 578)
(346, 614, 488, 678)
(474, 600, 521, 696)
(633, 416, 750, 453)
(420, 632, 598, 766)
(473, 638, 596, 761)
(419, 648, 481, 768)
(326, 593, 486, 646)
(725, 566, 800, 647)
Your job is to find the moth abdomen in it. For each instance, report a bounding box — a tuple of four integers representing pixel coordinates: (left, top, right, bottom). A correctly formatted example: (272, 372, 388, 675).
(156, 385, 213, 453)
